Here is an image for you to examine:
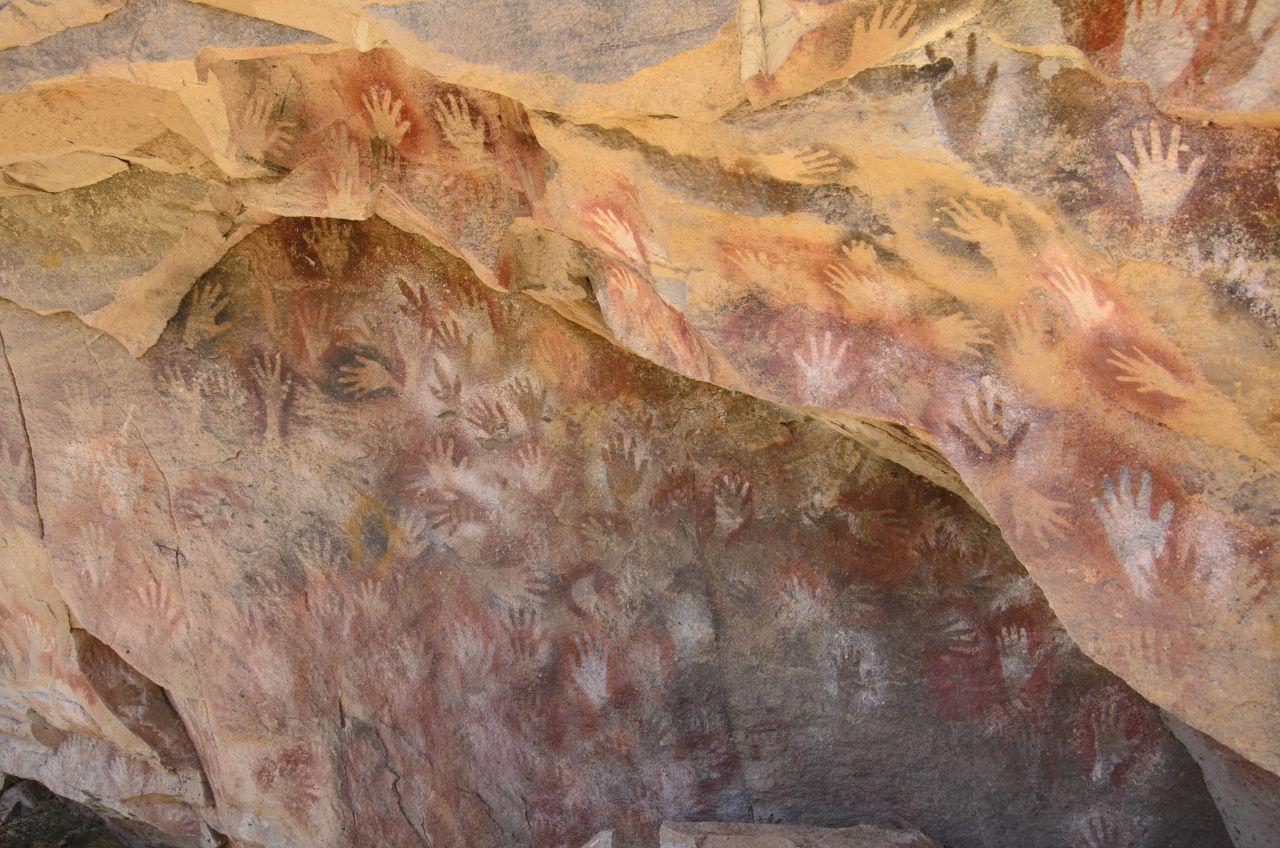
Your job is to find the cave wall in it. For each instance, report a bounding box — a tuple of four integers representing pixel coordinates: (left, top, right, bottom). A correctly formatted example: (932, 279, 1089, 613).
(0, 1, 1278, 846)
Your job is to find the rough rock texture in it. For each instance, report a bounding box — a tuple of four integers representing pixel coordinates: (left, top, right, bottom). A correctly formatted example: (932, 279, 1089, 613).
(0, 777, 132, 848)
(1163, 711, 1280, 848)
(0, 1, 1277, 847)
(658, 821, 940, 847)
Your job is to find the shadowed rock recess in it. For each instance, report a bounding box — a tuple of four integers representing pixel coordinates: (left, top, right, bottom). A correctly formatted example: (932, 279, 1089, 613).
(0, 1, 1278, 846)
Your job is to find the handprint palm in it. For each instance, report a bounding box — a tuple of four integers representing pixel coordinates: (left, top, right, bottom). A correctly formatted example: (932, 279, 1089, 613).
(362, 86, 411, 148)
(434, 94, 486, 160)
(237, 93, 295, 162)
(932, 312, 993, 357)
(1090, 702, 1140, 783)
(182, 282, 230, 349)
(793, 331, 851, 401)
(589, 208, 646, 266)
(1046, 263, 1114, 328)
(1121, 0, 1196, 91)
(1106, 345, 1192, 400)
(840, 2, 920, 76)
(929, 33, 998, 145)
(1093, 467, 1175, 600)
(941, 197, 1020, 271)
(1116, 122, 1204, 223)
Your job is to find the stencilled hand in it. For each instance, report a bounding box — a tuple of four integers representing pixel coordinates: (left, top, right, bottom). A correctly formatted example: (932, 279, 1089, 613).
(940, 197, 1021, 270)
(840, 241, 879, 271)
(295, 534, 347, 574)
(338, 354, 399, 399)
(480, 566, 552, 615)
(602, 433, 648, 504)
(504, 607, 549, 666)
(829, 627, 877, 693)
(418, 436, 470, 490)
(1120, 0, 1196, 91)
(295, 294, 347, 365)
(250, 352, 293, 443)
(352, 579, 388, 619)
(137, 577, 183, 633)
(1007, 307, 1048, 358)
(1123, 626, 1185, 679)
(1116, 122, 1205, 223)
(928, 33, 999, 145)
(506, 376, 549, 425)
(947, 387, 1028, 460)
(373, 140, 405, 186)
(727, 248, 777, 287)
(302, 219, 351, 277)
(361, 86, 410, 148)
(464, 396, 513, 443)
(1046, 263, 1115, 329)
(1078, 813, 1123, 848)
(1194, 544, 1268, 610)
(396, 276, 432, 325)
(423, 496, 486, 556)
(1090, 702, 1140, 783)
(1005, 305, 1069, 396)
(236, 92, 295, 162)
(307, 581, 350, 636)
(535, 332, 585, 382)
(832, 504, 908, 551)
(512, 442, 553, 493)
(843, 2, 920, 74)
(823, 260, 873, 303)
(392, 509, 430, 560)
(1106, 345, 1192, 400)
(589, 208, 646, 266)
(426, 356, 462, 405)
(713, 472, 753, 535)
(1189, 0, 1280, 92)
(434, 93, 486, 160)
(449, 621, 496, 675)
(428, 310, 475, 366)
(570, 633, 609, 708)
(758, 146, 843, 183)
(328, 160, 362, 218)
(932, 312, 993, 357)
(74, 524, 114, 588)
(324, 125, 365, 218)
(1092, 467, 1175, 600)
(793, 331, 851, 401)
(997, 625, 1036, 689)
(1011, 487, 1072, 549)
(182, 282, 231, 349)
(778, 575, 826, 629)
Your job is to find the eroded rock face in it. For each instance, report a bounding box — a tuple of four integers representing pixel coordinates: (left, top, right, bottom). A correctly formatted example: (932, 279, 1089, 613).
(0, 777, 132, 848)
(0, 1, 1277, 847)
(658, 821, 940, 848)
(0, 218, 1234, 847)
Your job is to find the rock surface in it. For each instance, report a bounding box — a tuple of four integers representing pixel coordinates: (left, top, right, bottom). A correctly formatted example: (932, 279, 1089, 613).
(659, 822, 940, 848)
(0, 778, 136, 848)
(0, 1, 1277, 847)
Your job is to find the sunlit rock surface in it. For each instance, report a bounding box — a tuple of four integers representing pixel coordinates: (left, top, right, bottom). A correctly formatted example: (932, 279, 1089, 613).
(0, 1, 1277, 847)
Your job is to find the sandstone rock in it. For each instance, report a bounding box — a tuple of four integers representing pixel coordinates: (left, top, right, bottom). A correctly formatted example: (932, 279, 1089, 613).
(659, 822, 940, 848)
(0, 778, 130, 848)
(1163, 712, 1280, 848)
(0, 1, 1277, 847)
(0, 0, 121, 52)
